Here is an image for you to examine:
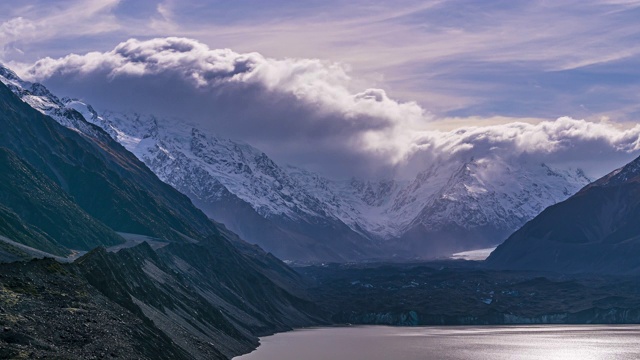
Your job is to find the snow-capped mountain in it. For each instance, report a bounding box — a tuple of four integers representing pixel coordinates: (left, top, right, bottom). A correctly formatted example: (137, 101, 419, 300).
(0, 66, 107, 141)
(391, 157, 590, 254)
(1, 65, 591, 261)
(289, 156, 589, 255)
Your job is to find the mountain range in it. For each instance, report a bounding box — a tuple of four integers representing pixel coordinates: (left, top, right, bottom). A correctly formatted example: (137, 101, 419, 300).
(0, 65, 591, 262)
(1, 60, 640, 359)
(0, 68, 322, 358)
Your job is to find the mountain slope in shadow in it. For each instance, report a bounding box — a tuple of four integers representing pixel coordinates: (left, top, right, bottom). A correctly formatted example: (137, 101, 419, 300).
(487, 155, 640, 274)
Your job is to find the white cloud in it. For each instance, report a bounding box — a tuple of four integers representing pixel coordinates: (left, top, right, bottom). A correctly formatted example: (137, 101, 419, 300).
(4, 0, 640, 123)
(0, 17, 35, 38)
(0, 0, 122, 61)
(413, 117, 640, 159)
(18, 37, 640, 178)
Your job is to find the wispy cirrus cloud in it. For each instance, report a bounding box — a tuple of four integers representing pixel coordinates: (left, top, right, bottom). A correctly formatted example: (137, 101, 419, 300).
(4, 0, 640, 122)
(0, 0, 121, 60)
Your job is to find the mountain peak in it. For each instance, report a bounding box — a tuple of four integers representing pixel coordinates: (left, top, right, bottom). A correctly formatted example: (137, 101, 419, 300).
(591, 154, 640, 188)
(0, 64, 20, 81)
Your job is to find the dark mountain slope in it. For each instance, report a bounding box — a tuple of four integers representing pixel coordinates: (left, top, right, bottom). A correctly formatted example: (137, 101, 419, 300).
(0, 81, 217, 242)
(158, 237, 325, 337)
(487, 155, 640, 274)
(0, 241, 325, 359)
(76, 244, 246, 359)
(76, 239, 323, 359)
(0, 78, 325, 357)
(0, 204, 65, 257)
(0, 147, 123, 253)
(0, 258, 192, 360)
(189, 190, 375, 262)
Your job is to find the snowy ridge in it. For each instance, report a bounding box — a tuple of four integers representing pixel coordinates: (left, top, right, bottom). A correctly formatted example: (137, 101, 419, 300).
(411, 158, 589, 232)
(102, 114, 332, 221)
(591, 155, 640, 188)
(1, 65, 592, 259)
(0, 66, 105, 140)
(289, 157, 589, 240)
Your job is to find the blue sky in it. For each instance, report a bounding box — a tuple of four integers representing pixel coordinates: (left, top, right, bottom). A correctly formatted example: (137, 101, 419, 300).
(1, 0, 640, 177)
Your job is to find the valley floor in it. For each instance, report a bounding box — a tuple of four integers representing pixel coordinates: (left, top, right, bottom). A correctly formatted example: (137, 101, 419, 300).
(3, 255, 640, 359)
(297, 260, 640, 326)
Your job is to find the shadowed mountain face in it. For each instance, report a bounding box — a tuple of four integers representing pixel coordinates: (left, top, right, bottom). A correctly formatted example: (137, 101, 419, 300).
(77, 243, 253, 359)
(157, 237, 324, 335)
(0, 81, 219, 243)
(0, 240, 324, 359)
(487, 155, 640, 274)
(0, 79, 325, 357)
(0, 147, 122, 254)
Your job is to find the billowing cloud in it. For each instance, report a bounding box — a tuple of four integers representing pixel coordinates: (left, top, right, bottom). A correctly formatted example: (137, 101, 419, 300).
(408, 118, 640, 176)
(21, 37, 426, 176)
(19, 37, 640, 178)
(5, 1, 640, 124)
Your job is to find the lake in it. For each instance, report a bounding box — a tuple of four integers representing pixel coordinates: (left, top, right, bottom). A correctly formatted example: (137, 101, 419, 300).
(234, 325, 640, 360)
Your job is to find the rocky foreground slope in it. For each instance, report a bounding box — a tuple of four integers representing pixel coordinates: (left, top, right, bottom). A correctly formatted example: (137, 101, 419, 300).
(0, 257, 190, 360)
(0, 241, 325, 359)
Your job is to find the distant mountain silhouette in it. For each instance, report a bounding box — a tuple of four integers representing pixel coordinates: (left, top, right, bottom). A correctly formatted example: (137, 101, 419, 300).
(487, 155, 640, 274)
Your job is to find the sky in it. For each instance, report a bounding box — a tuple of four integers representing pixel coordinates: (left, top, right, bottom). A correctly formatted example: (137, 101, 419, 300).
(1, 0, 640, 178)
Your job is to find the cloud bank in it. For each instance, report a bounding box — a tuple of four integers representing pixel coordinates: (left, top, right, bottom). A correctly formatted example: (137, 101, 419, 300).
(5, 1, 640, 123)
(20, 37, 640, 178)
(410, 118, 640, 176)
